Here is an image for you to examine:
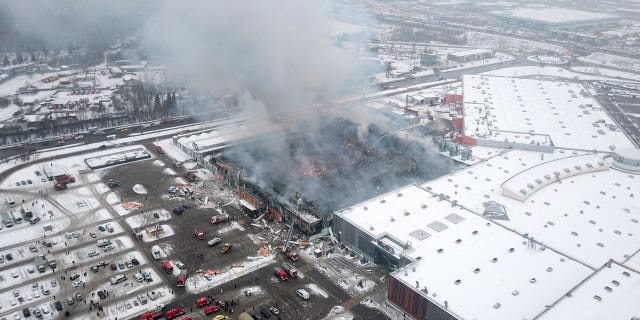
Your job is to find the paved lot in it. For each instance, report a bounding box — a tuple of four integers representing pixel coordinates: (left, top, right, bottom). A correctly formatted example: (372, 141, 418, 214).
(103, 151, 390, 320)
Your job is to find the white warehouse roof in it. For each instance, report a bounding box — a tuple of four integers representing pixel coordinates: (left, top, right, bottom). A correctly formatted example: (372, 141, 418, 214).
(337, 185, 593, 320)
(462, 75, 635, 152)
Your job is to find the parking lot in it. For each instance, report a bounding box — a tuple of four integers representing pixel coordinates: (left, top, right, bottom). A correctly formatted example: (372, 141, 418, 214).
(0, 142, 392, 320)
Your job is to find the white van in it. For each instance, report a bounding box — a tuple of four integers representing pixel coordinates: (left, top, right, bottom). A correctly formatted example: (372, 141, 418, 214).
(296, 289, 310, 300)
(6, 196, 16, 208)
(110, 274, 127, 285)
(106, 134, 116, 140)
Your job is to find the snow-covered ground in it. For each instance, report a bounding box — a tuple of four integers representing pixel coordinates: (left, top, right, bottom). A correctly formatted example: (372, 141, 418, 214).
(482, 65, 626, 81)
(570, 66, 640, 82)
(124, 209, 171, 229)
(0, 103, 20, 121)
(526, 55, 568, 65)
(467, 31, 567, 54)
(73, 285, 174, 320)
(578, 52, 640, 73)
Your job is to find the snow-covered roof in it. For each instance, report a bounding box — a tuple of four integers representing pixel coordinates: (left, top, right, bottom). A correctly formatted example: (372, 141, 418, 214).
(449, 48, 493, 57)
(501, 154, 608, 201)
(337, 185, 593, 320)
(462, 75, 635, 152)
(492, 7, 617, 26)
(537, 261, 640, 320)
(422, 149, 640, 269)
(176, 120, 284, 154)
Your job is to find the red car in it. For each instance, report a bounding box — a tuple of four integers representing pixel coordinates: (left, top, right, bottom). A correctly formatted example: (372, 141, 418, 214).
(179, 317, 193, 320)
(204, 305, 219, 315)
(155, 146, 165, 154)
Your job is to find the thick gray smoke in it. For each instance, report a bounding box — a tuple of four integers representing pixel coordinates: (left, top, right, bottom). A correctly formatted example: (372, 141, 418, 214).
(1, 0, 155, 48)
(142, 0, 365, 126)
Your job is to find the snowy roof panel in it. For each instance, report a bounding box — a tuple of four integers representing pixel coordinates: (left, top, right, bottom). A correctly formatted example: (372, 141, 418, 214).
(337, 185, 592, 320)
(492, 7, 617, 25)
(422, 149, 640, 269)
(537, 262, 640, 320)
(462, 75, 635, 151)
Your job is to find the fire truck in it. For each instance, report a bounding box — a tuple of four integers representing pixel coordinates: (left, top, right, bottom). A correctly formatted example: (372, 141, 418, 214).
(282, 263, 298, 278)
(274, 267, 289, 281)
(284, 247, 299, 261)
(197, 297, 212, 307)
(164, 308, 185, 320)
(139, 306, 163, 320)
(194, 228, 204, 240)
(176, 274, 187, 287)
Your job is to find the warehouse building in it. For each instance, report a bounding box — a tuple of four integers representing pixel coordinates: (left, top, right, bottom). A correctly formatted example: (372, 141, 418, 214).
(446, 49, 493, 63)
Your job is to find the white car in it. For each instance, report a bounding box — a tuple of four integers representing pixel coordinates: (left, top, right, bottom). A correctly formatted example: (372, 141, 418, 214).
(11, 271, 19, 278)
(26, 292, 32, 300)
(73, 281, 84, 288)
(88, 250, 99, 257)
(134, 273, 144, 283)
(176, 261, 185, 269)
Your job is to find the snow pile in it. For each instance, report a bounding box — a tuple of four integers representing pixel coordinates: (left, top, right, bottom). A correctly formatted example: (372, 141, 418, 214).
(306, 283, 329, 298)
(185, 255, 275, 294)
(163, 168, 177, 175)
(152, 160, 165, 167)
(174, 177, 188, 184)
(133, 184, 148, 194)
(322, 306, 354, 320)
(526, 55, 568, 65)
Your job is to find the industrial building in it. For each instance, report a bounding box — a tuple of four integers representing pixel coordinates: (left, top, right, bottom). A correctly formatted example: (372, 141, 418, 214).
(333, 74, 640, 319)
(446, 49, 493, 63)
(457, 75, 635, 153)
(491, 7, 618, 29)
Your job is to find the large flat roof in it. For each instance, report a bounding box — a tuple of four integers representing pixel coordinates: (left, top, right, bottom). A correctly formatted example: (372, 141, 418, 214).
(492, 7, 617, 26)
(537, 261, 640, 320)
(337, 185, 593, 320)
(462, 75, 635, 152)
(422, 149, 640, 269)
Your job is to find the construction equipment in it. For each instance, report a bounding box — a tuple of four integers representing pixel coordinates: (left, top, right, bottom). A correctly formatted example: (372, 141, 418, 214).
(221, 243, 233, 254)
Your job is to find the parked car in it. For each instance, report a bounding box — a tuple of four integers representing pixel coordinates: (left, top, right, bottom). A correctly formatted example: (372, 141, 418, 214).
(54, 301, 63, 311)
(69, 273, 80, 280)
(260, 309, 272, 318)
(97, 290, 107, 300)
(72, 280, 84, 288)
(67, 297, 74, 305)
(269, 306, 280, 315)
(131, 258, 140, 265)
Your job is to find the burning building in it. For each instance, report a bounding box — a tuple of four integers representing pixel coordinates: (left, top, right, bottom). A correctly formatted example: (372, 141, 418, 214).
(210, 117, 457, 236)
